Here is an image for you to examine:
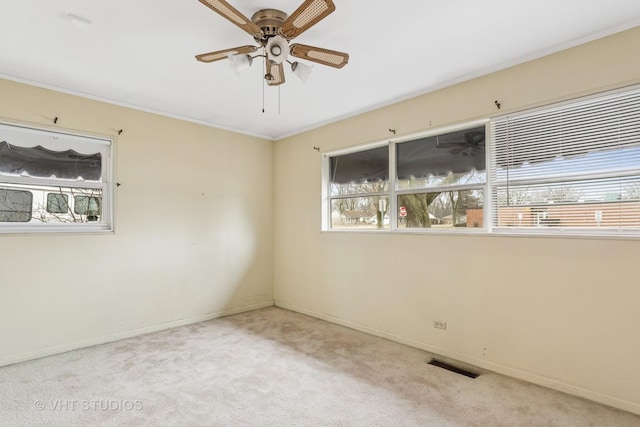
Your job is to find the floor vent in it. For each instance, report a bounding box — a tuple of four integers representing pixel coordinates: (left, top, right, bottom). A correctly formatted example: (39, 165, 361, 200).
(427, 359, 479, 379)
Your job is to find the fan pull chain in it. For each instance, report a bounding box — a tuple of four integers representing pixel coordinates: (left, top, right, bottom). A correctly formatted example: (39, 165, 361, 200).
(262, 52, 266, 113)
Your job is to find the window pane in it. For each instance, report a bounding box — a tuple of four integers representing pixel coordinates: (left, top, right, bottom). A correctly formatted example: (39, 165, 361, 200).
(492, 89, 640, 175)
(496, 177, 640, 228)
(330, 196, 390, 230)
(47, 193, 69, 214)
(0, 188, 32, 222)
(1, 184, 103, 224)
(0, 140, 102, 181)
(397, 126, 485, 190)
(397, 189, 484, 229)
(330, 146, 389, 196)
(491, 86, 640, 234)
(495, 146, 640, 183)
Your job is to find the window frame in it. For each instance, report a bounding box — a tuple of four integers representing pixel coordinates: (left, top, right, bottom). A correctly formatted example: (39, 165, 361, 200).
(323, 120, 489, 233)
(323, 85, 640, 239)
(0, 121, 114, 234)
(323, 140, 392, 231)
(489, 84, 640, 239)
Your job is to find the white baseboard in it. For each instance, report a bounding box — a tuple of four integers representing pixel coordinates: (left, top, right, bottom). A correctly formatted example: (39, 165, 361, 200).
(0, 300, 275, 368)
(275, 300, 640, 416)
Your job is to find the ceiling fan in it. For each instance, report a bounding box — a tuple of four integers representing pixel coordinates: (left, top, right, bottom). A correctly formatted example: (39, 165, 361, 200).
(195, 0, 349, 86)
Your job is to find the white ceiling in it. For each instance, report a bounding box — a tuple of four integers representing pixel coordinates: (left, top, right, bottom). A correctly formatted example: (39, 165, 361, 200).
(1, 1, 640, 140)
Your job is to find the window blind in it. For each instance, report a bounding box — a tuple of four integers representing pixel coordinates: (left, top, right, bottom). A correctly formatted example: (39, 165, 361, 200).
(490, 86, 640, 235)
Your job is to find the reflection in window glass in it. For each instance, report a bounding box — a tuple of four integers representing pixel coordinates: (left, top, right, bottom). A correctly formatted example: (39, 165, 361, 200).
(0, 141, 102, 181)
(330, 146, 389, 196)
(331, 196, 390, 230)
(324, 123, 488, 233)
(0, 188, 33, 222)
(1, 122, 112, 232)
(1, 185, 103, 224)
(495, 177, 640, 228)
(491, 86, 640, 235)
(397, 126, 485, 190)
(398, 190, 484, 229)
(74, 195, 101, 219)
(47, 193, 69, 214)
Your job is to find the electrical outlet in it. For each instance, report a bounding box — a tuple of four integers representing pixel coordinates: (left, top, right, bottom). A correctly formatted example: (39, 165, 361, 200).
(434, 320, 447, 330)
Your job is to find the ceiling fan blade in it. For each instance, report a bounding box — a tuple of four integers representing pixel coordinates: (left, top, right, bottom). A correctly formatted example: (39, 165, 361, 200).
(290, 44, 349, 68)
(195, 45, 258, 63)
(280, 0, 336, 39)
(198, 0, 262, 38)
(266, 62, 285, 86)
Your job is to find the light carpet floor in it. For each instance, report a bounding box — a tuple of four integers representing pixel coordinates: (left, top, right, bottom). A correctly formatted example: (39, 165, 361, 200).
(1, 307, 638, 426)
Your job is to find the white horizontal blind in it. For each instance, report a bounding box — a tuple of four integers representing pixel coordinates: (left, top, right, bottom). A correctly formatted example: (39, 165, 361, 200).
(490, 86, 640, 235)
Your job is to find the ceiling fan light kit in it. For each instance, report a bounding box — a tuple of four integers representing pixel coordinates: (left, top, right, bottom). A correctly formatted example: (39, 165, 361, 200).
(291, 61, 313, 83)
(266, 35, 289, 64)
(227, 52, 253, 75)
(196, 0, 349, 86)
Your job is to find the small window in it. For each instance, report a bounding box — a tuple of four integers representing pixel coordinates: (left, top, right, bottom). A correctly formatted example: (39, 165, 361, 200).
(46, 193, 69, 214)
(0, 122, 112, 232)
(0, 188, 32, 222)
(74, 195, 101, 218)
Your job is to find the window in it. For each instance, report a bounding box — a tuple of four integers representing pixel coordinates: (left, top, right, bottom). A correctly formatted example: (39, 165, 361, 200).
(328, 145, 390, 229)
(0, 122, 113, 232)
(396, 126, 486, 229)
(491, 86, 640, 236)
(324, 85, 640, 238)
(325, 123, 487, 231)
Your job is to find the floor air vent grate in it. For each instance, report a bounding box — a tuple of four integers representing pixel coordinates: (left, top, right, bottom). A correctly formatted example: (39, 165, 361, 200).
(427, 359, 479, 379)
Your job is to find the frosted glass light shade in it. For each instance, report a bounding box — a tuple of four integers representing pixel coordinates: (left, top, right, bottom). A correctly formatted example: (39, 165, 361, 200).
(291, 61, 312, 84)
(266, 36, 289, 64)
(228, 53, 253, 75)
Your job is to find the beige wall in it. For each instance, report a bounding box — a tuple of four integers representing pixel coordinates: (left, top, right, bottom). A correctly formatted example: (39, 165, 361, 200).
(274, 27, 640, 414)
(0, 79, 274, 365)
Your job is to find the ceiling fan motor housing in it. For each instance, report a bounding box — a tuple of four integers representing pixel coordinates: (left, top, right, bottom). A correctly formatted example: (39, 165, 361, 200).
(251, 9, 288, 40)
(252, 9, 290, 65)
